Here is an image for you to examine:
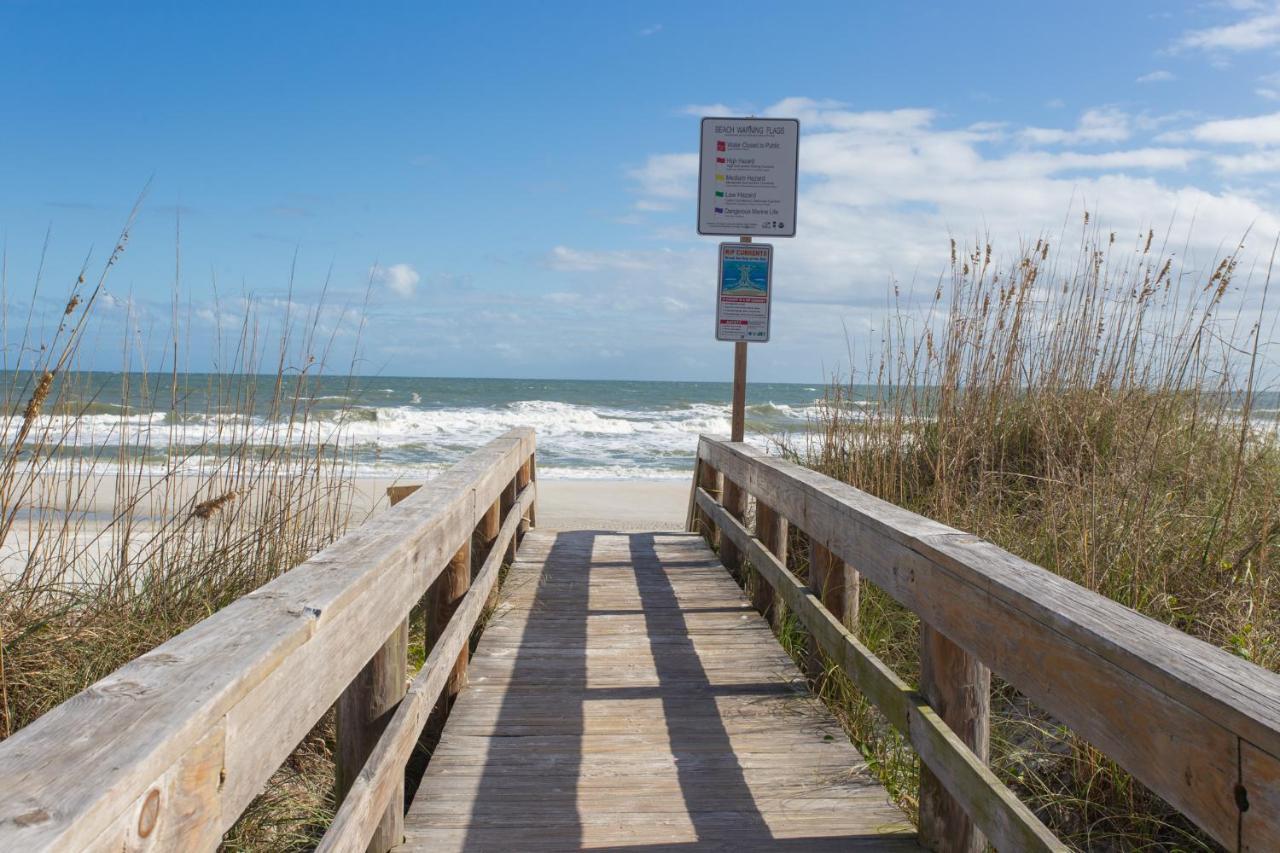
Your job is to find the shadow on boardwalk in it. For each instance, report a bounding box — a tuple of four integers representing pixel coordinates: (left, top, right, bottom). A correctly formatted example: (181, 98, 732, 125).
(402, 529, 917, 852)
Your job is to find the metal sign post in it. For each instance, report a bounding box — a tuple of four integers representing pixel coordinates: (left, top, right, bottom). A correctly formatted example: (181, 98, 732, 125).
(732, 236, 750, 441)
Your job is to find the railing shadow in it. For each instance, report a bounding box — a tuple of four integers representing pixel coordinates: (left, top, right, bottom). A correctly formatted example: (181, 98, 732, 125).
(445, 529, 909, 850)
(627, 531, 774, 842)
(459, 529, 594, 849)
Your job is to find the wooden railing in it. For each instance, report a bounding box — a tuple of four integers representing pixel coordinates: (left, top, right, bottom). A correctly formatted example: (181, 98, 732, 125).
(0, 428, 536, 852)
(689, 436, 1280, 853)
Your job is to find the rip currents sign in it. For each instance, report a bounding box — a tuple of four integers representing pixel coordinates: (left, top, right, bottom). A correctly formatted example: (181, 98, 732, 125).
(716, 242, 773, 343)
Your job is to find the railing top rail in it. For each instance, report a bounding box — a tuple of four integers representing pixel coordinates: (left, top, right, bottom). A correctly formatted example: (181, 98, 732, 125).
(0, 428, 535, 851)
(697, 435, 1280, 849)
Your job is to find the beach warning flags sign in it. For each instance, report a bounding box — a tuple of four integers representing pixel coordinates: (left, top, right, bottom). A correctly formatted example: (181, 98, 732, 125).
(697, 117, 799, 237)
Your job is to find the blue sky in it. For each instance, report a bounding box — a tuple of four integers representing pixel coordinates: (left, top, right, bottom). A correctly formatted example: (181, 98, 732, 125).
(2, 1, 1279, 382)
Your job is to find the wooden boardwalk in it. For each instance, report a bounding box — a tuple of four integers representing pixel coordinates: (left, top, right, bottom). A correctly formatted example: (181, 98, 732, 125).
(401, 529, 918, 851)
(6, 433, 1274, 851)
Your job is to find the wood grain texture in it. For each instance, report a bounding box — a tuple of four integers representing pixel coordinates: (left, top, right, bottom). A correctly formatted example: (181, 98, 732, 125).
(719, 476, 746, 577)
(918, 625, 990, 853)
(500, 477, 518, 565)
(810, 540, 857, 629)
(1242, 740, 1280, 852)
(751, 500, 784, 622)
(385, 484, 422, 506)
(428, 541, 471, 713)
(318, 486, 532, 853)
(526, 453, 537, 528)
(336, 620, 408, 853)
(400, 528, 918, 852)
(0, 430, 535, 852)
(691, 461, 720, 547)
(697, 489, 1066, 853)
(699, 437, 1280, 848)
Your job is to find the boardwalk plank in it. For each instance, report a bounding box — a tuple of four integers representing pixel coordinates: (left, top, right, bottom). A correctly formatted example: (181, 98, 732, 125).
(399, 530, 918, 851)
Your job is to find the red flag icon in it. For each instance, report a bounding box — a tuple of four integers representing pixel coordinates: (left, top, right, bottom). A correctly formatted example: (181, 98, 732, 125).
(716, 140, 726, 152)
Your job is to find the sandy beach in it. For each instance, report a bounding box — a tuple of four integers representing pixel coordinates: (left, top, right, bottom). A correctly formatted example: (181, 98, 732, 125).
(348, 476, 689, 529)
(350, 476, 689, 530)
(0, 474, 691, 580)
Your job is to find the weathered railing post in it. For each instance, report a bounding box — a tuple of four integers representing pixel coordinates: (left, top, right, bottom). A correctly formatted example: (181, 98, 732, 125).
(807, 540, 859, 678)
(719, 478, 747, 577)
(427, 538, 471, 718)
(526, 452, 537, 528)
(336, 488, 417, 853)
(918, 625, 991, 853)
(810, 541, 859, 627)
(691, 460, 720, 544)
(479, 497, 501, 560)
(336, 620, 408, 853)
(752, 500, 785, 623)
(479, 495, 501, 608)
(516, 459, 532, 539)
(501, 475, 518, 563)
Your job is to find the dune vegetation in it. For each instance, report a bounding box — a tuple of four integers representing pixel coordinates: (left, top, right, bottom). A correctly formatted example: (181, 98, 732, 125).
(779, 215, 1278, 850)
(0, 216, 366, 849)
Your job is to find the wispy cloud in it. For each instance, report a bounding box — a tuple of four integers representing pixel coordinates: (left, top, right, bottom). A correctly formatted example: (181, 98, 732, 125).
(546, 246, 665, 272)
(1175, 2, 1280, 52)
(1137, 70, 1176, 83)
(627, 153, 697, 200)
(1258, 72, 1280, 100)
(371, 263, 420, 298)
(1189, 111, 1280, 145)
(1021, 107, 1131, 145)
(639, 24, 662, 36)
(680, 102, 745, 117)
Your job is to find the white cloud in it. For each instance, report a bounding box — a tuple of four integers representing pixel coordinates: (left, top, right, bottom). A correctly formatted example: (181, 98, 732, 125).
(639, 24, 662, 36)
(511, 96, 1280, 382)
(372, 263, 420, 298)
(1176, 3, 1280, 52)
(681, 103, 745, 117)
(1021, 107, 1131, 145)
(1137, 70, 1176, 83)
(618, 98, 1279, 329)
(1258, 72, 1280, 100)
(1214, 149, 1280, 174)
(628, 153, 697, 200)
(1190, 112, 1280, 145)
(547, 246, 666, 272)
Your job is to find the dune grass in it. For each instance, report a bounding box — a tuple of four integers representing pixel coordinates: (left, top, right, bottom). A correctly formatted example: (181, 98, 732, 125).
(773, 216, 1278, 849)
(0, 218, 366, 850)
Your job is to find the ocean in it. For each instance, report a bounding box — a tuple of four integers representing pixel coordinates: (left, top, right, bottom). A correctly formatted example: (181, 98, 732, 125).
(15, 373, 1277, 482)
(23, 374, 827, 480)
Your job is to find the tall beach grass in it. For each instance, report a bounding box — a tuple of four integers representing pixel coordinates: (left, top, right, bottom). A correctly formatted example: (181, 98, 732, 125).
(0, 217, 368, 849)
(781, 215, 1278, 849)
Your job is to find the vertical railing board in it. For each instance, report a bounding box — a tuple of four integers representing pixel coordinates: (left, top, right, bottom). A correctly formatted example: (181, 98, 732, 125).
(336, 619, 408, 853)
(918, 626, 991, 853)
(752, 500, 784, 623)
(427, 541, 471, 714)
(1242, 741, 1280, 851)
(316, 484, 535, 853)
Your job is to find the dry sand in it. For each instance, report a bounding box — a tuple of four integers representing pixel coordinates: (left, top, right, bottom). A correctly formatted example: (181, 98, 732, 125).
(353, 477, 689, 530)
(0, 475, 691, 580)
(533, 479, 688, 531)
(363, 477, 689, 529)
